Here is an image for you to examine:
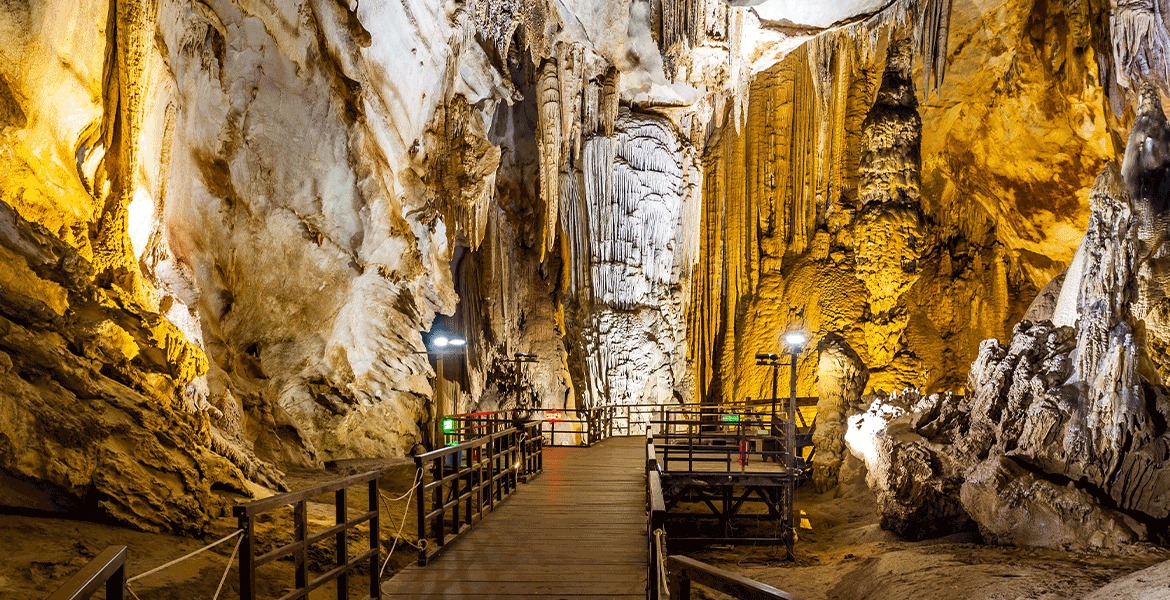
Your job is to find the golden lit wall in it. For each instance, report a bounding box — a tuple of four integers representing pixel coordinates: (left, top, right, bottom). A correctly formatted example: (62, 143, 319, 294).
(687, 3, 1116, 403)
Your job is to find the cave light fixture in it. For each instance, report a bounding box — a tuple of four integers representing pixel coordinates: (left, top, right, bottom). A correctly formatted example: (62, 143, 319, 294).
(430, 334, 467, 350)
(418, 332, 469, 448)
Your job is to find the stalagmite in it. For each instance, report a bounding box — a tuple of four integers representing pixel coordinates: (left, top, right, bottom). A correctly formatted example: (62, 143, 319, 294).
(814, 334, 869, 492)
(853, 38, 926, 316)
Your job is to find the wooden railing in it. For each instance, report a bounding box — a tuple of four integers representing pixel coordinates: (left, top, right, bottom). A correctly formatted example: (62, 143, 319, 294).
(453, 399, 818, 451)
(666, 555, 799, 600)
(46, 546, 127, 600)
(654, 411, 790, 474)
(647, 431, 667, 599)
(441, 411, 517, 444)
(413, 421, 542, 565)
(647, 433, 799, 600)
(234, 470, 382, 600)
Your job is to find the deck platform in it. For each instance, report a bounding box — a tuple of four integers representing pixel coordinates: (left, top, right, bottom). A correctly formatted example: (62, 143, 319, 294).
(382, 436, 647, 598)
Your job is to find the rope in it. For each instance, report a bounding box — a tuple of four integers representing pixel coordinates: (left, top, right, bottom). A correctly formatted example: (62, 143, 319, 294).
(212, 530, 244, 600)
(126, 583, 142, 600)
(127, 529, 244, 583)
(382, 469, 422, 502)
(378, 469, 423, 578)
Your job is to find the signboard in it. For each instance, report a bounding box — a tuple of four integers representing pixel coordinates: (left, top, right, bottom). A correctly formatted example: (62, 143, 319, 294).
(544, 410, 564, 422)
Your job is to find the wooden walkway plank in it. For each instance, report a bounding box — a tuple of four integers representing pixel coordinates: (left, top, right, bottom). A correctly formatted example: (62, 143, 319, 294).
(383, 437, 647, 598)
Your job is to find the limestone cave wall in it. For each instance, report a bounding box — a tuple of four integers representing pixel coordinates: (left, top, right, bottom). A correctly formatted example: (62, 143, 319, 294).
(688, 0, 1128, 405)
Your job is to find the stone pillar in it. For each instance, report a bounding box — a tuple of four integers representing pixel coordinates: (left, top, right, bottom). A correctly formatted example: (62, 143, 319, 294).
(814, 333, 869, 492)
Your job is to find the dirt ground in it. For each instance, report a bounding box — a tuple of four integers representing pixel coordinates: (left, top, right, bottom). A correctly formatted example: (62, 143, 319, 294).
(686, 458, 1170, 600)
(0, 458, 422, 599)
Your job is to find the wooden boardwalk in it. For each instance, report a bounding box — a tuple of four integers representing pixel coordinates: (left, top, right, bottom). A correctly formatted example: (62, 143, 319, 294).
(383, 437, 647, 599)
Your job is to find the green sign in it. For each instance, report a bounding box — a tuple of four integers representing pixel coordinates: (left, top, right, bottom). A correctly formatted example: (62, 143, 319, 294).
(442, 419, 456, 432)
(721, 414, 740, 423)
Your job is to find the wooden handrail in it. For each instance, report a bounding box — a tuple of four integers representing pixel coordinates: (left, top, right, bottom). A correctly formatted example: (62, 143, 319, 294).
(667, 555, 800, 600)
(649, 471, 665, 517)
(235, 468, 386, 517)
(46, 546, 126, 600)
(414, 422, 543, 566)
(234, 469, 384, 600)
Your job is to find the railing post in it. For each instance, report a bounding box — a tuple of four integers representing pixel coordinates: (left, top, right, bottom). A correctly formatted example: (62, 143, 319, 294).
(369, 477, 381, 599)
(415, 455, 427, 566)
(454, 448, 463, 528)
(294, 501, 308, 590)
(432, 456, 444, 549)
(669, 568, 690, 600)
(465, 446, 474, 526)
(336, 488, 349, 600)
(487, 432, 496, 511)
(238, 512, 255, 600)
(107, 561, 125, 600)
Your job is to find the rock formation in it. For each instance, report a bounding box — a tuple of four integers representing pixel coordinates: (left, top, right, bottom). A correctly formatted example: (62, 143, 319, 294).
(814, 333, 869, 491)
(846, 86, 1170, 548)
(0, 199, 247, 533)
(685, 0, 1117, 408)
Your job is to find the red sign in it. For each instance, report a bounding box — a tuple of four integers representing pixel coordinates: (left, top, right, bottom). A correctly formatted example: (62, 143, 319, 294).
(544, 410, 564, 421)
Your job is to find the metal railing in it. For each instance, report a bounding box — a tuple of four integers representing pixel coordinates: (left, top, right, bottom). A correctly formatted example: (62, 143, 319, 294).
(413, 421, 542, 565)
(46, 546, 127, 600)
(234, 470, 383, 600)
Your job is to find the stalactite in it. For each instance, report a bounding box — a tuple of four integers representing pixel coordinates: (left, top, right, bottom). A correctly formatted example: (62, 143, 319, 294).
(916, 0, 951, 98)
(601, 66, 620, 137)
(1111, 0, 1170, 90)
(559, 166, 591, 303)
(583, 79, 602, 136)
(557, 43, 585, 162)
(537, 59, 562, 256)
(93, 0, 158, 287)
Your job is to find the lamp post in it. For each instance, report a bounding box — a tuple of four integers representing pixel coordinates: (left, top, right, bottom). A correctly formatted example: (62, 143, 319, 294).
(418, 334, 466, 448)
(782, 332, 807, 559)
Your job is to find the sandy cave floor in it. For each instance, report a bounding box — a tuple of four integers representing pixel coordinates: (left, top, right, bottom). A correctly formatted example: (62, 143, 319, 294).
(0, 458, 422, 599)
(686, 460, 1170, 600)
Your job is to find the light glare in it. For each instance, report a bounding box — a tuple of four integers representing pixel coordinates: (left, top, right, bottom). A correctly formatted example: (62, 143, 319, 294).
(785, 333, 807, 346)
(449, 338, 466, 346)
(434, 336, 449, 347)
